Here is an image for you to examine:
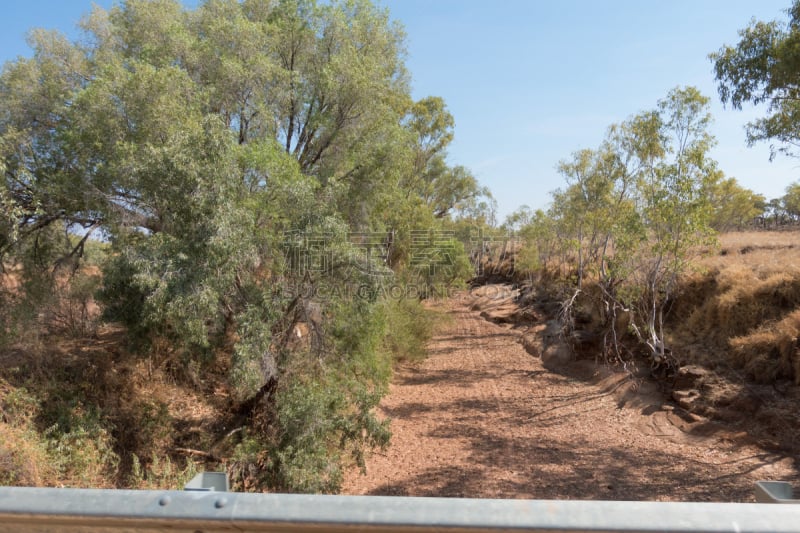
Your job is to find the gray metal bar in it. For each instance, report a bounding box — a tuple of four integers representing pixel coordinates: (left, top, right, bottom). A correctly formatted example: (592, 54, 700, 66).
(0, 486, 799, 533)
(183, 471, 229, 492)
(755, 481, 798, 504)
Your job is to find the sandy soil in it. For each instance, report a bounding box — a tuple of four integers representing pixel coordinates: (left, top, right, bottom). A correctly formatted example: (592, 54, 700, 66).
(342, 291, 800, 501)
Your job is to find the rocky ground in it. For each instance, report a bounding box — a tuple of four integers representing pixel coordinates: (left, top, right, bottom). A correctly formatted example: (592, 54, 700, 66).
(342, 287, 800, 501)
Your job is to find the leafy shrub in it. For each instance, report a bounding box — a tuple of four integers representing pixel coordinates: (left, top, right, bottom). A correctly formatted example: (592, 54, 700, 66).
(262, 298, 392, 493)
(129, 453, 198, 490)
(381, 297, 440, 363)
(0, 380, 119, 487)
(41, 403, 119, 487)
(0, 425, 54, 486)
(0, 384, 54, 486)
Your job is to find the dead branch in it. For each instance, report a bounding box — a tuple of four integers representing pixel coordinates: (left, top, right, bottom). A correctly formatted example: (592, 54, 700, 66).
(173, 447, 221, 462)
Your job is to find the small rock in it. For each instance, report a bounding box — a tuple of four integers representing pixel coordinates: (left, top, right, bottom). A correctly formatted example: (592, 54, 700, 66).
(673, 365, 709, 390)
(542, 342, 572, 368)
(727, 390, 762, 414)
(671, 389, 701, 410)
(512, 307, 540, 323)
(521, 334, 539, 357)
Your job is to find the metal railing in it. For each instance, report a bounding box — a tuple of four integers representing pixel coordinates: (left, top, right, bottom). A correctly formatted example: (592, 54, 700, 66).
(1, 486, 800, 533)
(756, 481, 799, 504)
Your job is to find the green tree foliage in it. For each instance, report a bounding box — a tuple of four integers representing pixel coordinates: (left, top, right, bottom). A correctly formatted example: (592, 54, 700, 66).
(784, 181, 800, 220)
(711, 1, 800, 158)
(0, 0, 479, 492)
(402, 97, 483, 218)
(501, 205, 533, 233)
(706, 174, 766, 231)
(628, 87, 717, 361)
(519, 87, 719, 366)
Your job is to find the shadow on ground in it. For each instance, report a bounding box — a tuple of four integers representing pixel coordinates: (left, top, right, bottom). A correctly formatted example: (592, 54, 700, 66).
(361, 303, 800, 502)
(366, 403, 795, 501)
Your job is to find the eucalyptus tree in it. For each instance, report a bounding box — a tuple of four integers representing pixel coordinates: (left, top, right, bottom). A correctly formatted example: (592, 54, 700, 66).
(629, 87, 716, 362)
(705, 175, 766, 231)
(1, 0, 476, 493)
(785, 181, 800, 220)
(711, 1, 800, 159)
(526, 87, 718, 367)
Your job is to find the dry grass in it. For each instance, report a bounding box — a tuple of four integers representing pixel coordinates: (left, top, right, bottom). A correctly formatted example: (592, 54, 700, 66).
(0, 425, 55, 486)
(729, 309, 800, 384)
(676, 230, 800, 384)
(0, 325, 228, 489)
(716, 230, 800, 250)
(702, 231, 800, 276)
(0, 258, 236, 490)
(0, 378, 55, 486)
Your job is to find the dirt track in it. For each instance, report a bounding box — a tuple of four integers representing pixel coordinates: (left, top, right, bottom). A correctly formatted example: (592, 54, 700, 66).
(342, 290, 800, 501)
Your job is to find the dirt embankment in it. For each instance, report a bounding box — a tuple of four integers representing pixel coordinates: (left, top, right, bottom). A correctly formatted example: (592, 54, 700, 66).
(342, 287, 800, 501)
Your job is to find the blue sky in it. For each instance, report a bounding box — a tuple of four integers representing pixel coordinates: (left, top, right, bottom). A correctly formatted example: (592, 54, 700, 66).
(2, 1, 798, 220)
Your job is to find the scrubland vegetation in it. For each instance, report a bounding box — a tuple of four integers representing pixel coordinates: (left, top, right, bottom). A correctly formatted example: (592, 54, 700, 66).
(2, 0, 800, 492)
(0, 0, 486, 492)
(679, 232, 800, 383)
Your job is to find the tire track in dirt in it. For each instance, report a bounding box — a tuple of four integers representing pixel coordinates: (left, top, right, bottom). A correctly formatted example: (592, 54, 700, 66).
(342, 292, 799, 501)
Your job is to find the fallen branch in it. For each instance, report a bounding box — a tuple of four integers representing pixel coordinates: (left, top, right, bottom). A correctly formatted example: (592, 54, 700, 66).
(173, 447, 221, 462)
